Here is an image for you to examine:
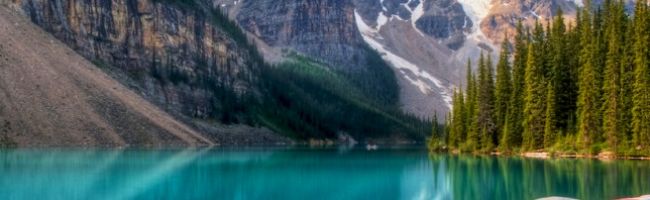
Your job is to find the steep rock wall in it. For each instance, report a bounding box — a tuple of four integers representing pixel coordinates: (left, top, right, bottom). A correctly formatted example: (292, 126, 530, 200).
(10, 0, 259, 119)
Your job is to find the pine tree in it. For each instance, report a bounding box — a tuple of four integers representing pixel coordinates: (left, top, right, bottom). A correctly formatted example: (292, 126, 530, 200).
(565, 11, 583, 136)
(449, 90, 466, 148)
(486, 55, 497, 148)
(502, 20, 528, 150)
(590, 6, 607, 106)
(495, 39, 512, 137)
(476, 53, 497, 151)
(465, 60, 479, 150)
(601, 1, 625, 151)
(447, 92, 456, 146)
(432, 112, 440, 138)
(619, 2, 635, 152)
(523, 22, 547, 151)
(443, 112, 452, 146)
(544, 82, 557, 148)
(550, 8, 573, 133)
(523, 43, 547, 150)
(632, 1, 650, 150)
(577, 7, 601, 152)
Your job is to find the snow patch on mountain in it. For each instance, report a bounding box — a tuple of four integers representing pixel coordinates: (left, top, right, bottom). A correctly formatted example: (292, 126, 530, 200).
(455, 0, 496, 64)
(456, 0, 493, 43)
(530, 10, 542, 19)
(410, 0, 425, 36)
(377, 12, 389, 30)
(457, 0, 491, 24)
(355, 10, 453, 109)
(374, 0, 425, 35)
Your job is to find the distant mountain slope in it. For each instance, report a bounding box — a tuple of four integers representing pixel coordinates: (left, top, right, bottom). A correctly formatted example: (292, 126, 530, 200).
(0, 6, 213, 147)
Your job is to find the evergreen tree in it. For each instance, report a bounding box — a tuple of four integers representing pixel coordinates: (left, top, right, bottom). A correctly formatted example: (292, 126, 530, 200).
(549, 8, 573, 132)
(577, 7, 601, 151)
(544, 82, 557, 148)
(632, 1, 650, 150)
(523, 22, 547, 151)
(432, 113, 439, 136)
(502, 21, 528, 150)
(619, 3, 635, 151)
(565, 11, 583, 136)
(476, 53, 497, 151)
(445, 112, 452, 144)
(523, 44, 547, 150)
(601, 1, 625, 151)
(450, 90, 466, 147)
(495, 39, 512, 137)
(594, 11, 608, 146)
(465, 61, 479, 150)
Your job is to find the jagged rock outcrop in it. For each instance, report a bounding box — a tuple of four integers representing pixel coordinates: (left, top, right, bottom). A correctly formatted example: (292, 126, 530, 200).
(9, 0, 258, 119)
(354, 0, 471, 50)
(233, 0, 373, 72)
(415, 0, 470, 49)
(481, 0, 580, 43)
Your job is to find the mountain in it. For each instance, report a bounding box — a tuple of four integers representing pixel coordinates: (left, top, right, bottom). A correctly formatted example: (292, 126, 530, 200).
(2, 0, 429, 146)
(5, 0, 633, 146)
(0, 5, 213, 147)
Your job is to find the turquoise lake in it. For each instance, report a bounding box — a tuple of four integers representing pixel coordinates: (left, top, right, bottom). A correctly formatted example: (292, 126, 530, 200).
(0, 147, 649, 200)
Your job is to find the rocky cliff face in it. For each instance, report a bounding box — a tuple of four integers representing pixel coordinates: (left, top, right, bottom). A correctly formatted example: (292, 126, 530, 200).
(213, 0, 382, 73)
(354, 0, 470, 49)
(9, 0, 258, 119)
(234, 0, 371, 72)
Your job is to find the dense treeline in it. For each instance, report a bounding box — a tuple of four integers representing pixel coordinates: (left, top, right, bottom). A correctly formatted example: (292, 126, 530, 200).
(436, 1, 650, 156)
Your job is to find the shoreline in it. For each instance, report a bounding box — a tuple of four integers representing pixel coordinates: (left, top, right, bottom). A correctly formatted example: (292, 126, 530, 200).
(519, 151, 650, 161)
(435, 149, 650, 161)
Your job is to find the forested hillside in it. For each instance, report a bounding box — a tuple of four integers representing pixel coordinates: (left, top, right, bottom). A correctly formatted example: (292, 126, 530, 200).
(434, 0, 650, 156)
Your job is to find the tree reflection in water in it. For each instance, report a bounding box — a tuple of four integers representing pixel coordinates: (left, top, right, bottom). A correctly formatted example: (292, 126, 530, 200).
(429, 154, 650, 200)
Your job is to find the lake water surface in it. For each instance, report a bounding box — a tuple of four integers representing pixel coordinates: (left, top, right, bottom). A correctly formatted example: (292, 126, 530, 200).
(0, 147, 649, 200)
